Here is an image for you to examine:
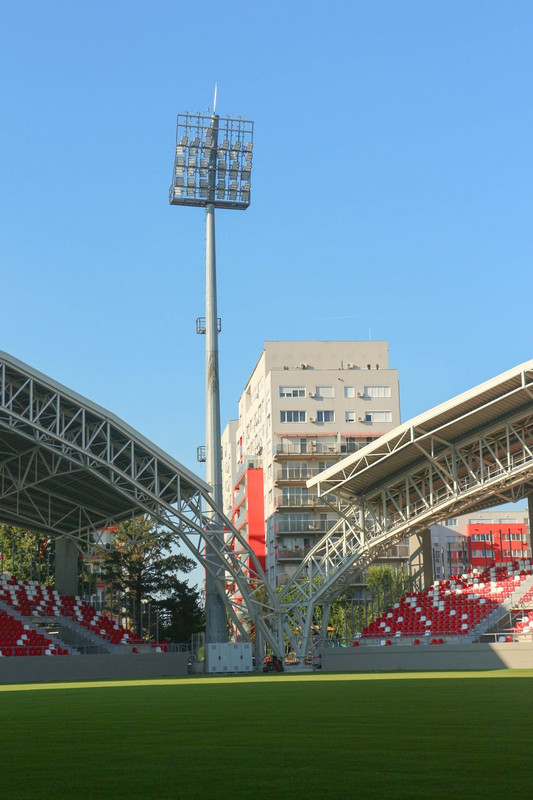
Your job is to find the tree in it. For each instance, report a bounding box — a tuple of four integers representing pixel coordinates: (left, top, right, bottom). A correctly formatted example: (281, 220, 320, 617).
(0, 525, 54, 584)
(98, 515, 204, 642)
(363, 565, 412, 626)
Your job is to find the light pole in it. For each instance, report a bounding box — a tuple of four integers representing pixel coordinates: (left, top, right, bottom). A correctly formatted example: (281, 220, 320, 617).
(169, 98, 254, 644)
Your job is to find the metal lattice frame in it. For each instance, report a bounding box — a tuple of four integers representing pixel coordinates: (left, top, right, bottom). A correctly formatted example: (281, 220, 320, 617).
(0, 353, 283, 655)
(279, 364, 533, 658)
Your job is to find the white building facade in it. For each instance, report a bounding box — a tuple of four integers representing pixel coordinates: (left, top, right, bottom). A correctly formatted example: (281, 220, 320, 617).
(222, 341, 401, 586)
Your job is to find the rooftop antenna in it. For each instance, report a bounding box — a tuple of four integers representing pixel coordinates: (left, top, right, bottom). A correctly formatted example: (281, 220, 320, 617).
(213, 83, 218, 115)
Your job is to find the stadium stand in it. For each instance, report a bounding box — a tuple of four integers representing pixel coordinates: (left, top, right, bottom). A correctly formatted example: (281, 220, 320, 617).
(0, 608, 68, 656)
(508, 585, 533, 635)
(0, 574, 149, 653)
(357, 560, 533, 642)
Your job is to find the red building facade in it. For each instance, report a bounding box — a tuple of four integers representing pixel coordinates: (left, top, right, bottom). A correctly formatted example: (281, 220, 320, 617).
(232, 465, 266, 573)
(466, 522, 530, 569)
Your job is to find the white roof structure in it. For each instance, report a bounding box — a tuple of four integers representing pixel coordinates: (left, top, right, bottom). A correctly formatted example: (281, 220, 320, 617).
(308, 359, 533, 508)
(0, 351, 282, 654)
(275, 361, 533, 658)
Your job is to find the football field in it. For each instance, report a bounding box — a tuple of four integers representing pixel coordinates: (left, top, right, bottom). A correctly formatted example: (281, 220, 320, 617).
(1, 670, 532, 799)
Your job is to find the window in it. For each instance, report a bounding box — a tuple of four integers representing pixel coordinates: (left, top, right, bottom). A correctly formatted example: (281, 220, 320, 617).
(315, 386, 334, 398)
(345, 411, 356, 423)
(364, 411, 392, 423)
(365, 386, 391, 398)
(280, 410, 306, 423)
(280, 386, 305, 398)
(445, 519, 458, 527)
(281, 461, 310, 480)
(317, 410, 334, 423)
(343, 438, 360, 453)
(282, 487, 309, 504)
(344, 386, 355, 398)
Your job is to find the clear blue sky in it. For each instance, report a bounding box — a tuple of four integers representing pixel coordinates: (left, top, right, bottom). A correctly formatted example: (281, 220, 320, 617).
(1, 3, 531, 578)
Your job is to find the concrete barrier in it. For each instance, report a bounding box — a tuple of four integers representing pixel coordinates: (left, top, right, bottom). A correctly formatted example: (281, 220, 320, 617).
(321, 642, 533, 672)
(0, 652, 190, 684)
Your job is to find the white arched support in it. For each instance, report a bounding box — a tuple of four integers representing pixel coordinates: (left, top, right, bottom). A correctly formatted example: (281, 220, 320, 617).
(280, 365, 533, 659)
(0, 353, 284, 657)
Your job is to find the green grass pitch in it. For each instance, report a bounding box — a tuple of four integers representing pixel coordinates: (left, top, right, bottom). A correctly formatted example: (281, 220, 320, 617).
(1, 670, 533, 800)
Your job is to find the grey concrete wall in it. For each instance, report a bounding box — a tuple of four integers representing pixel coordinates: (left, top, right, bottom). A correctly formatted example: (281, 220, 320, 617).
(409, 529, 433, 590)
(0, 652, 190, 684)
(527, 492, 533, 552)
(321, 643, 533, 672)
(54, 537, 79, 596)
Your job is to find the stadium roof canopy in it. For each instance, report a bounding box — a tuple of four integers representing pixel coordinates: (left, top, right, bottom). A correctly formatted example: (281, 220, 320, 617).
(308, 359, 533, 510)
(276, 361, 533, 656)
(0, 350, 210, 540)
(0, 350, 282, 652)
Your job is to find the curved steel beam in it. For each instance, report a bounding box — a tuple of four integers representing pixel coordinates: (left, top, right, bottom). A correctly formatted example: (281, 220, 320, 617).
(280, 363, 533, 657)
(0, 352, 283, 655)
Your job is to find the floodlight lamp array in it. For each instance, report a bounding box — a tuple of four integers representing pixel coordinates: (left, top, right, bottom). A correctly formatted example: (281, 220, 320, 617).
(169, 112, 254, 209)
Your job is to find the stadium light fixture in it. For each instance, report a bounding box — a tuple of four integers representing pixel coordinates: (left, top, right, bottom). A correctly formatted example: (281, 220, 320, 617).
(169, 96, 254, 649)
(169, 113, 254, 209)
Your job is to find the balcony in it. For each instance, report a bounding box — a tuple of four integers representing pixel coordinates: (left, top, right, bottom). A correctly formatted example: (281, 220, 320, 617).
(276, 493, 318, 508)
(276, 519, 336, 535)
(275, 467, 322, 482)
(275, 441, 367, 456)
(277, 547, 311, 561)
(233, 488, 246, 509)
(376, 544, 410, 560)
(275, 493, 337, 509)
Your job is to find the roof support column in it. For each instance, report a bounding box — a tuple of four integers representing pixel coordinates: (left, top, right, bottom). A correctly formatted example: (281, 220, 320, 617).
(528, 493, 533, 557)
(55, 537, 78, 596)
(408, 529, 433, 592)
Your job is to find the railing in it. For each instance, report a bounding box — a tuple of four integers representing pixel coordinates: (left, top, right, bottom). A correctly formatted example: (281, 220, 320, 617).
(480, 631, 533, 644)
(378, 544, 410, 559)
(321, 635, 476, 648)
(233, 488, 246, 508)
(276, 520, 337, 534)
(275, 442, 365, 456)
(276, 467, 323, 481)
(277, 547, 311, 560)
(368, 450, 533, 536)
(276, 494, 317, 508)
(276, 493, 336, 508)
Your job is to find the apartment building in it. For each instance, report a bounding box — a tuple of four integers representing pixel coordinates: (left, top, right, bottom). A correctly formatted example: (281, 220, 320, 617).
(222, 341, 401, 586)
(430, 509, 531, 580)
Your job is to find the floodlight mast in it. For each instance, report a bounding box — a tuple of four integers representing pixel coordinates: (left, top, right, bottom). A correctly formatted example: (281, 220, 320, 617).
(204, 111, 226, 644)
(169, 106, 254, 648)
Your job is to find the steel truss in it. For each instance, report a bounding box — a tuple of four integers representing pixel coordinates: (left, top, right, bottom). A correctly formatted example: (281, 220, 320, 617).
(278, 367, 533, 658)
(0, 355, 283, 656)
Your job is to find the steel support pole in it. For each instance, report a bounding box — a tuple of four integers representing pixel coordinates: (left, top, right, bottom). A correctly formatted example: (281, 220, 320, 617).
(204, 113, 228, 645)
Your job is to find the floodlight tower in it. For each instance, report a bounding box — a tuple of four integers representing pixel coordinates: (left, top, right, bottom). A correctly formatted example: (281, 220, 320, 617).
(169, 98, 254, 644)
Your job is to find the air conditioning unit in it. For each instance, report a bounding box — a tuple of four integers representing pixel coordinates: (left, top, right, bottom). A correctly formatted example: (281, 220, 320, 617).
(309, 416, 316, 423)
(356, 391, 364, 397)
(346, 362, 353, 369)
(308, 391, 316, 398)
(299, 363, 308, 369)
(357, 416, 365, 422)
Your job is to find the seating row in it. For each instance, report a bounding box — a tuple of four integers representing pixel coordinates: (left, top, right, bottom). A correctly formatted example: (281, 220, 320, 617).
(358, 560, 533, 641)
(0, 575, 145, 650)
